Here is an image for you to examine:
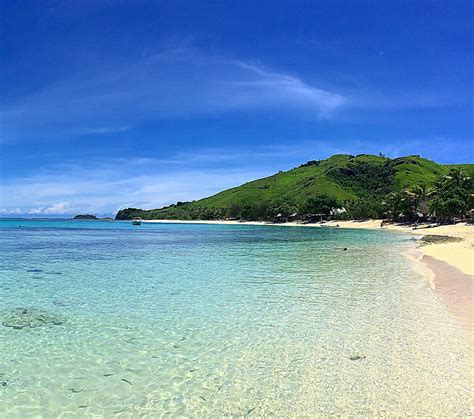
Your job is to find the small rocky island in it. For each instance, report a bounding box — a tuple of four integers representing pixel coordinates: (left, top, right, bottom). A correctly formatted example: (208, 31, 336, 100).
(73, 214, 98, 220)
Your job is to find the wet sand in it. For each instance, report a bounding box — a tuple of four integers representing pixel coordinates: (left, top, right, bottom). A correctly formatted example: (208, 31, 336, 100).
(422, 255, 473, 339)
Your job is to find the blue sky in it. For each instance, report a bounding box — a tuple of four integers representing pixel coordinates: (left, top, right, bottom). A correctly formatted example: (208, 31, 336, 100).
(1, 0, 472, 216)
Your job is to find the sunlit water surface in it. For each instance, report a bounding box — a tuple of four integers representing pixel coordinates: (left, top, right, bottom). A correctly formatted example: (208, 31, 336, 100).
(0, 219, 472, 416)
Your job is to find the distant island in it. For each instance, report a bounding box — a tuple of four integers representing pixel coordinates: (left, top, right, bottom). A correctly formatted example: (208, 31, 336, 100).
(73, 214, 98, 220)
(116, 154, 473, 224)
(73, 214, 114, 221)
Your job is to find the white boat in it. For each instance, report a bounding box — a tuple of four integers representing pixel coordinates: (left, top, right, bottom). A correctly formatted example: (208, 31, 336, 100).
(131, 217, 142, 225)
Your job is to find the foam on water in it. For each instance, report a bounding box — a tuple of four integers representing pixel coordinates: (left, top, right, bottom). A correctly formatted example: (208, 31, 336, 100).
(0, 220, 472, 416)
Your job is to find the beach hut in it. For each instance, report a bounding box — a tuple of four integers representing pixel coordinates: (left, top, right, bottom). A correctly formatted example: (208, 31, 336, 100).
(287, 212, 299, 222)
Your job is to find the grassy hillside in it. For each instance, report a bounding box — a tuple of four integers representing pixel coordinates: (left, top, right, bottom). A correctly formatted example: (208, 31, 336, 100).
(116, 154, 473, 220)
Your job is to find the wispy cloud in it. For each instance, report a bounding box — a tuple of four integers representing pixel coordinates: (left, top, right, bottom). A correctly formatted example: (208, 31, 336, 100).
(234, 61, 345, 112)
(0, 48, 346, 142)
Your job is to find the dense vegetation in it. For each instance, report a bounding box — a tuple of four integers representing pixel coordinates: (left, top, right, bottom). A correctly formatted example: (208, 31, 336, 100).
(116, 154, 474, 224)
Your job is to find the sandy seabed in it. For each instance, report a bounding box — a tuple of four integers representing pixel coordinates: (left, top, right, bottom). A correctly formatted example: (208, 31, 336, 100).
(144, 218, 473, 338)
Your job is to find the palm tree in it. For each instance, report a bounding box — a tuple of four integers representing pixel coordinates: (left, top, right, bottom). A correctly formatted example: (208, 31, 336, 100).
(429, 169, 472, 223)
(408, 184, 432, 220)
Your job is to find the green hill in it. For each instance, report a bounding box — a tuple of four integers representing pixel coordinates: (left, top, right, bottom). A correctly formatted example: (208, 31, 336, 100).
(116, 154, 473, 221)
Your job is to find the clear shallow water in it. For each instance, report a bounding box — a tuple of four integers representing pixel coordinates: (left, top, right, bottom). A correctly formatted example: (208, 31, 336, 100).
(0, 219, 471, 417)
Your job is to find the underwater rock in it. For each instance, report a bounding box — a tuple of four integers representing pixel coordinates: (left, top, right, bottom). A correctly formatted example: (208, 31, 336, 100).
(349, 354, 366, 361)
(421, 235, 463, 245)
(2, 308, 65, 329)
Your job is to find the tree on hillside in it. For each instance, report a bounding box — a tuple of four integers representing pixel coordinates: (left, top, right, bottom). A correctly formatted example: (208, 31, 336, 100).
(304, 194, 339, 216)
(228, 202, 243, 219)
(345, 198, 382, 220)
(240, 201, 270, 220)
(428, 169, 472, 223)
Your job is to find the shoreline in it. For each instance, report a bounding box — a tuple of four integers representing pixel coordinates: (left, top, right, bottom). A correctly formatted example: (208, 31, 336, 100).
(421, 255, 473, 338)
(144, 218, 473, 337)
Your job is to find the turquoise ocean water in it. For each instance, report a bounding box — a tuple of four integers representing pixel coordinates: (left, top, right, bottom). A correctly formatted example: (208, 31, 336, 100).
(0, 219, 471, 416)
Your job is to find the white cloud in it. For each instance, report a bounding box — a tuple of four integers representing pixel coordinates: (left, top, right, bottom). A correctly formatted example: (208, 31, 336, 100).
(27, 202, 72, 215)
(0, 152, 274, 215)
(0, 208, 22, 215)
